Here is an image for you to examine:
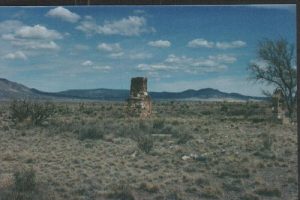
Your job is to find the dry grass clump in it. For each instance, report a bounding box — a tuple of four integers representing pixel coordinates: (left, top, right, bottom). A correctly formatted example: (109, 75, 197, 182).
(172, 130, 193, 144)
(241, 192, 260, 200)
(194, 175, 210, 187)
(164, 190, 184, 200)
(136, 134, 154, 154)
(139, 182, 159, 193)
(254, 186, 281, 197)
(152, 118, 165, 129)
(201, 185, 223, 199)
(216, 165, 250, 179)
(77, 124, 105, 140)
(108, 181, 135, 200)
(14, 169, 36, 192)
(0, 168, 49, 200)
(222, 179, 242, 192)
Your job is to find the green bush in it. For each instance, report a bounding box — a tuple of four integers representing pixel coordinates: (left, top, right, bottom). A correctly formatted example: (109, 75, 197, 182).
(136, 135, 154, 154)
(226, 107, 247, 116)
(30, 102, 55, 125)
(110, 181, 135, 200)
(9, 100, 31, 123)
(153, 119, 165, 129)
(79, 103, 94, 115)
(138, 120, 149, 131)
(55, 104, 71, 115)
(220, 104, 229, 113)
(9, 100, 55, 125)
(171, 128, 193, 144)
(161, 125, 178, 135)
(201, 110, 211, 115)
(261, 132, 273, 151)
(175, 132, 193, 144)
(14, 169, 36, 192)
(254, 187, 281, 197)
(78, 124, 104, 140)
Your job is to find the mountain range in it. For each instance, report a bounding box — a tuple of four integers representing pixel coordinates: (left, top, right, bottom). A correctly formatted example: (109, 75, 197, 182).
(0, 78, 266, 101)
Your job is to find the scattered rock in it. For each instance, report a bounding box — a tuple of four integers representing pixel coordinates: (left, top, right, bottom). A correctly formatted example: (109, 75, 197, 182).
(131, 151, 137, 158)
(182, 155, 191, 161)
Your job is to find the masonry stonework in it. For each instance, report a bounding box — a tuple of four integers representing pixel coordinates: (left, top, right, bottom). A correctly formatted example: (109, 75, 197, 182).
(127, 77, 152, 117)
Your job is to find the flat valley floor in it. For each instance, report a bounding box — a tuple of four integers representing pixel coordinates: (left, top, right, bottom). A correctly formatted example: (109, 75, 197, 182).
(0, 101, 297, 200)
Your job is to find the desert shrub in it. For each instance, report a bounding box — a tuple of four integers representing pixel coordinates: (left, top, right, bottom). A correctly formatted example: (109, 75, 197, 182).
(9, 100, 31, 123)
(216, 165, 250, 178)
(260, 132, 273, 151)
(201, 186, 222, 199)
(160, 125, 178, 135)
(254, 187, 281, 197)
(78, 124, 104, 140)
(138, 120, 149, 131)
(14, 169, 36, 192)
(220, 104, 229, 113)
(195, 175, 210, 186)
(79, 103, 94, 115)
(251, 118, 265, 123)
(171, 120, 180, 126)
(226, 107, 247, 116)
(201, 110, 211, 115)
(222, 179, 242, 191)
(171, 129, 193, 144)
(176, 133, 193, 144)
(223, 103, 267, 118)
(55, 104, 71, 115)
(165, 191, 183, 200)
(153, 119, 165, 129)
(9, 100, 55, 125)
(136, 135, 154, 154)
(30, 102, 55, 125)
(241, 192, 260, 200)
(139, 183, 159, 193)
(109, 181, 135, 200)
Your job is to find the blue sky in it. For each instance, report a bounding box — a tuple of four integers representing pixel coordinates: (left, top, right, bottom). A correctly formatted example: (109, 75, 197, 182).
(0, 5, 296, 96)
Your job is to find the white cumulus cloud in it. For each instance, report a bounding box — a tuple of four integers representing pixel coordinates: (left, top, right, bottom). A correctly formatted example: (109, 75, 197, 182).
(97, 43, 122, 53)
(0, 21, 62, 51)
(216, 40, 246, 49)
(46, 6, 81, 23)
(187, 39, 246, 49)
(129, 52, 152, 60)
(136, 54, 237, 74)
(11, 40, 60, 50)
(79, 60, 111, 72)
(187, 38, 214, 48)
(148, 40, 171, 48)
(81, 60, 93, 66)
(92, 65, 111, 71)
(15, 24, 63, 40)
(74, 44, 90, 51)
(3, 51, 27, 60)
(0, 20, 23, 34)
(109, 52, 124, 58)
(76, 16, 154, 36)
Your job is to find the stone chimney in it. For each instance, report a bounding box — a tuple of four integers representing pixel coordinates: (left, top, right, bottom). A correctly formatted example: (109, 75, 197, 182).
(127, 77, 152, 117)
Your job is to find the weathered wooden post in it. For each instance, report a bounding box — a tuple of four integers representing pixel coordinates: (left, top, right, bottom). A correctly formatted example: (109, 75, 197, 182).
(272, 88, 289, 124)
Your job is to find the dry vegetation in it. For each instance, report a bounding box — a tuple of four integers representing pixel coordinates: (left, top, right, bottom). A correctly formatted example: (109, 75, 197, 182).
(0, 100, 297, 200)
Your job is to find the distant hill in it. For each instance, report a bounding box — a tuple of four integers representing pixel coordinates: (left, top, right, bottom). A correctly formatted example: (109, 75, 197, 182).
(0, 78, 266, 101)
(0, 78, 48, 100)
